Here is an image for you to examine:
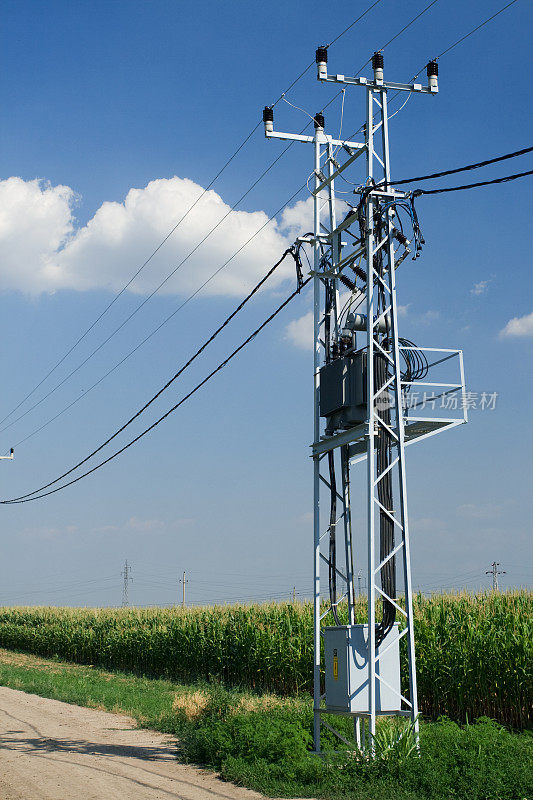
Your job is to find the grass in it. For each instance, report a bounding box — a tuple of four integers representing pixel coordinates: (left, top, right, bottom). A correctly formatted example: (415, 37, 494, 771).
(0, 648, 531, 800)
(0, 590, 530, 728)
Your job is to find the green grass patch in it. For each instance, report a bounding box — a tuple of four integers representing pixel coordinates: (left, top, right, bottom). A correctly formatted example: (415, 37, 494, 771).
(0, 649, 531, 800)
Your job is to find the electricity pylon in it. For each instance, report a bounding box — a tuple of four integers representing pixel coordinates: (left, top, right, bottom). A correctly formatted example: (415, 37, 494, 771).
(486, 561, 505, 591)
(264, 49, 467, 754)
(179, 570, 188, 607)
(121, 559, 132, 607)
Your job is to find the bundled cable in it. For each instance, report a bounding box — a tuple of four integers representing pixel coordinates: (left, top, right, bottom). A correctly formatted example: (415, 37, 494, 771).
(412, 168, 533, 196)
(374, 351, 396, 646)
(377, 145, 533, 190)
(398, 337, 429, 390)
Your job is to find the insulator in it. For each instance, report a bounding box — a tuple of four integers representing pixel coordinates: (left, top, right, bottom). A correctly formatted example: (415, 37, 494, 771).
(263, 106, 274, 136)
(427, 59, 438, 91)
(372, 51, 384, 83)
(314, 112, 325, 130)
(316, 45, 328, 80)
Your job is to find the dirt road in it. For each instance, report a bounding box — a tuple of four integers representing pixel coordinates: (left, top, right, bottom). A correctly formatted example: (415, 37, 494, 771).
(0, 686, 268, 800)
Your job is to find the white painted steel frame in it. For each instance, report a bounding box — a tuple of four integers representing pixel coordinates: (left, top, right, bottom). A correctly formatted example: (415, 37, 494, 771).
(264, 63, 462, 756)
(362, 81, 421, 749)
(311, 125, 361, 754)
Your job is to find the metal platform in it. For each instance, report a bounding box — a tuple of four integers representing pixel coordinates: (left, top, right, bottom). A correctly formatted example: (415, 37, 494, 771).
(311, 347, 467, 461)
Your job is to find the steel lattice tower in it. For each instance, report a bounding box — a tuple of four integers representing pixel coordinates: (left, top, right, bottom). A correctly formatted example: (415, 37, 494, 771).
(264, 50, 467, 753)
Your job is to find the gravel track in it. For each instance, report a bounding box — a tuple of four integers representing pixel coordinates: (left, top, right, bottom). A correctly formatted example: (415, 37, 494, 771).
(0, 686, 271, 800)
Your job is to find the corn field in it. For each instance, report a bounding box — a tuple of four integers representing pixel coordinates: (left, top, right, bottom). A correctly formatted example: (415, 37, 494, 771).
(0, 590, 530, 728)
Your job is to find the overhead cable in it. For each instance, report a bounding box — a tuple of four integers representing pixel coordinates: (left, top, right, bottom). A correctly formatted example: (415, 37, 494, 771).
(342, 0, 522, 143)
(1, 277, 311, 504)
(0, 0, 383, 431)
(0, 127, 259, 430)
(4, 248, 299, 500)
(2, 2, 477, 449)
(379, 145, 533, 188)
(434, 0, 519, 60)
(413, 168, 533, 195)
(318, 0, 441, 116)
(5, 183, 307, 451)
(0, 142, 304, 438)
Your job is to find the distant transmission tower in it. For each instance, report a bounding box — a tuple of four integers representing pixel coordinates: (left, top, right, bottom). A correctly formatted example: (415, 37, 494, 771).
(121, 560, 133, 607)
(179, 570, 188, 607)
(486, 561, 505, 591)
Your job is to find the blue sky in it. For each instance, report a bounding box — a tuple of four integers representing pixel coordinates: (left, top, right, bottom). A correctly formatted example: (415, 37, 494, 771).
(0, 0, 531, 606)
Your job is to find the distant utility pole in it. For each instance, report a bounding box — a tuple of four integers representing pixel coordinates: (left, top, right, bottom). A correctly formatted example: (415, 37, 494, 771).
(486, 561, 505, 591)
(179, 571, 188, 607)
(357, 570, 366, 597)
(292, 586, 296, 603)
(121, 560, 132, 607)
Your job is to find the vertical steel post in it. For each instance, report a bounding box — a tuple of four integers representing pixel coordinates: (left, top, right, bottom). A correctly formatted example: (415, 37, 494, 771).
(365, 85, 377, 749)
(312, 126, 322, 755)
(326, 141, 355, 628)
(327, 141, 341, 341)
(380, 89, 419, 739)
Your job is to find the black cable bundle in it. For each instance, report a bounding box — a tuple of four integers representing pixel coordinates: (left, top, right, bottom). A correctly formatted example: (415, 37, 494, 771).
(374, 352, 396, 646)
(328, 450, 340, 625)
(324, 279, 341, 625)
(373, 208, 396, 647)
(398, 336, 429, 391)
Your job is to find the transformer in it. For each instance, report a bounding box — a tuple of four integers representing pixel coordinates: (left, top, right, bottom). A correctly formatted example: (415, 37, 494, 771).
(319, 352, 366, 432)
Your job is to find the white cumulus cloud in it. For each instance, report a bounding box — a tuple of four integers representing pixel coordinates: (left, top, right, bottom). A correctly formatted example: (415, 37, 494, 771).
(0, 176, 304, 298)
(286, 310, 314, 350)
(499, 311, 533, 338)
(0, 177, 77, 293)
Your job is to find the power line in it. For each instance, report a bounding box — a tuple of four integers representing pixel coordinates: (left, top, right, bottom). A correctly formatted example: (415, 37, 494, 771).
(434, 0, 519, 60)
(0, 2, 382, 433)
(342, 0, 523, 142)
(2, 1, 497, 459)
(379, 145, 533, 188)
(0, 131, 258, 431)
(1, 3, 439, 450)
(1, 277, 311, 504)
(318, 0, 440, 116)
(3, 248, 298, 500)
(5, 187, 306, 452)
(325, 0, 384, 48)
(374, 0, 440, 57)
(0, 144, 301, 438)
(11, 142, 528, 450)
(413, 168, 533, 195)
